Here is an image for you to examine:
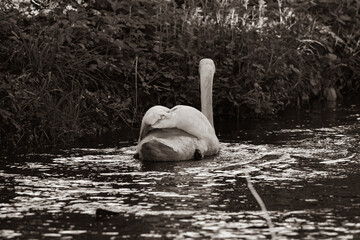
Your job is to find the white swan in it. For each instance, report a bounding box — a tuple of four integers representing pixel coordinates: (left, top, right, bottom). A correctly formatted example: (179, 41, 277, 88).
(134, 58, 220, 161)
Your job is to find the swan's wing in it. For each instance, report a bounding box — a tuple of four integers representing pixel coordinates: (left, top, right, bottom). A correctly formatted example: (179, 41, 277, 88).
(151, 105, 216, 140)
(139, 105, 217, 142)
(138, 105, 171, 141)
(170, 106, 219, 154)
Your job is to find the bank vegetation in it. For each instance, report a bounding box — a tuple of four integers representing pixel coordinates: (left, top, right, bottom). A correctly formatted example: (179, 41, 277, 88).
(0, 0, 359, 152)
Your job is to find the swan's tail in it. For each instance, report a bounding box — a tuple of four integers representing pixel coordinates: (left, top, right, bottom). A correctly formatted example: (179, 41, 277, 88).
(136, 129, 200, 161)
(139, 139, 182, 161)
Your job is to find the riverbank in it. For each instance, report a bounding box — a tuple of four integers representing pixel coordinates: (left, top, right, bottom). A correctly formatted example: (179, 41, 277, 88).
(1, 0, 359, 152)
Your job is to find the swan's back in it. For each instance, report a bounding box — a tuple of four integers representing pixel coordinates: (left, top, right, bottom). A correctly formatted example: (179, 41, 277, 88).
(139, 105, 215, 141)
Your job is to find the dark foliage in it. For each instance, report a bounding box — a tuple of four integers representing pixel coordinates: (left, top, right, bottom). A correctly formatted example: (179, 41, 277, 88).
(0, 0, 359, 152)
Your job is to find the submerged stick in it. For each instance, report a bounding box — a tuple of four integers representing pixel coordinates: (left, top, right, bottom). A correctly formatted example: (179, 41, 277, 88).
(245, 172, 277, 239)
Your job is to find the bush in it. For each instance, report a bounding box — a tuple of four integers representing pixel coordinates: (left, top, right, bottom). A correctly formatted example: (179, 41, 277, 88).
(0, 0, 359, 151)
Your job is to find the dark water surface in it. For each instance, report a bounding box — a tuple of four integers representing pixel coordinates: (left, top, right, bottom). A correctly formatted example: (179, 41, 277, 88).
(1, 98, 360, 239)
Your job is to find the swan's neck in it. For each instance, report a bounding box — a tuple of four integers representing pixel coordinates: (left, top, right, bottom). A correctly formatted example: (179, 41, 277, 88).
(199, 60, 215, 128)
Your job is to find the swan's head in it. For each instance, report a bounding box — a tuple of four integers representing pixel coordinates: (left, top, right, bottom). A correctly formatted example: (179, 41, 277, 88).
(199, 58, 215, 76)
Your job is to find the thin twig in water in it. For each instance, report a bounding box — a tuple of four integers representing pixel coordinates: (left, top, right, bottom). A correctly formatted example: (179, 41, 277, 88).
(245, 172, 277, 239)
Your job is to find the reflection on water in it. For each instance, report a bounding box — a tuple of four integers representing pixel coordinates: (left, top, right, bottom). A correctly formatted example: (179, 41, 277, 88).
(1, 99, 360, 239)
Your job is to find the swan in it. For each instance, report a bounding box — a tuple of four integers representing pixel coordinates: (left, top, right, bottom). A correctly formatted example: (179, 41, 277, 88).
(134, 58, 220, 161)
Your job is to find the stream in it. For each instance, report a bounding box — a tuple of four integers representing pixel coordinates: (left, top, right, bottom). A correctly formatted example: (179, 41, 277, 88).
(1, 98, 359, 239)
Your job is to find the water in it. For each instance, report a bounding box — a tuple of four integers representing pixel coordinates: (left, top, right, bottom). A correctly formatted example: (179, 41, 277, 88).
(1, 98, 360, 239)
